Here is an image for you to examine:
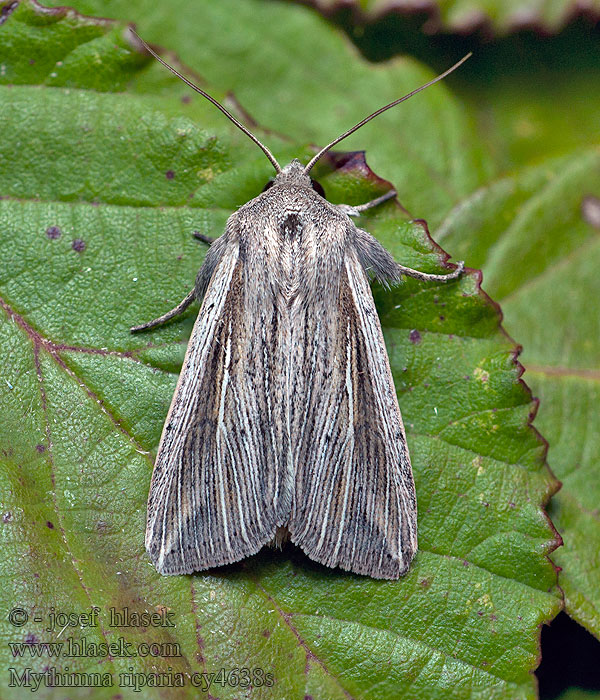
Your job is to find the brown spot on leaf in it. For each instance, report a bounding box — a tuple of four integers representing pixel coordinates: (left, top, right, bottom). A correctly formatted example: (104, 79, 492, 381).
(45, 226, 61, 240)
(71, 239, 86, 252)
(262, 629, 271, 637)
(409, 329, 421, 344)
(181, 95, 191, 104)
(46, 521, 54, 529)
(165, 170, 175, 180)
(36, 444, 46, 453)
(2, 512, 12, 523)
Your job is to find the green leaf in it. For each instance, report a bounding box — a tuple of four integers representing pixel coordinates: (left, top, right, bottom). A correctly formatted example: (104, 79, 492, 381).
(0, 1, 560, 698)
(32, 0, 496, 229)
(0, 0, 146, 89)
(438, 149, 600, 639)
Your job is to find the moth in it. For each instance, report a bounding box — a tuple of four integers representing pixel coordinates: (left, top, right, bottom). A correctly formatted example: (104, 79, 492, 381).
(131, 31, 468, 578)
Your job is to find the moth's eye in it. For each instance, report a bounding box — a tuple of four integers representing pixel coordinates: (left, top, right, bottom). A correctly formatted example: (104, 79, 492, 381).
(262, 180, 275, 192)
(310, 179, 325, 198)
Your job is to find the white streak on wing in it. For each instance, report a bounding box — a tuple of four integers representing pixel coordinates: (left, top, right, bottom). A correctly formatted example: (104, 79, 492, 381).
(263, 317, 279, 511)
(330, 321, 355, 560)
(228, 380, 264, 530)
(176, 445, 186, 570)
(215, 321, 233, 553)
(299, 381, 345, 540)
(293, 319, 321, 466)
(218, 375, 251, 545)
(285, 319, 294, 510)
(222, 431, 250, 545)
(294, 320, 335, 539)
(314, 321, 356, 554)
(190, 433, 201, 563)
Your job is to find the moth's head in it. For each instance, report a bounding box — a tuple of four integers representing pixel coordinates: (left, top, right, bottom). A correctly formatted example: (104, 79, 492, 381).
(262, 158, 325, 197)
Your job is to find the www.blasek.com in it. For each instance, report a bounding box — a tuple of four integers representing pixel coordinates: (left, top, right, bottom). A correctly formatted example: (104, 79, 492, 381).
(9, 636, 180, 659)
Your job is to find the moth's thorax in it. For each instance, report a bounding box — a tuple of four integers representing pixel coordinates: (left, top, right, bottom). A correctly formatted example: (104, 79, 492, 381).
(230, 159, 351, 306)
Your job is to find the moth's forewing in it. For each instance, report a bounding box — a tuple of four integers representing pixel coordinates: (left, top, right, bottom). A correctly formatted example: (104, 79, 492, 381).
(146, 228, 285, 574)
(287, 235, 417, 578)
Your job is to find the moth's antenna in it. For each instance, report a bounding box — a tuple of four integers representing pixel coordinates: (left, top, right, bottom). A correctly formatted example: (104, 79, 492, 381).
(304, 53, 472, 175)
(129, 29, 282, 174)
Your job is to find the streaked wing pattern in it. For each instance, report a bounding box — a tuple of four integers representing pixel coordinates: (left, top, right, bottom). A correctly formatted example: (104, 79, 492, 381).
(146, 242, 287, 574)
(289, 248, 417, 578)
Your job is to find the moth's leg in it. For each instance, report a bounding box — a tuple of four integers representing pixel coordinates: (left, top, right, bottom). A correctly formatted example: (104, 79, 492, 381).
(336, 189, 397, 217)
(193, 231, 216, 245)
(396, 260, 464, 281)
(130, 289, 196, 333)
(353, 226, 464, 284)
